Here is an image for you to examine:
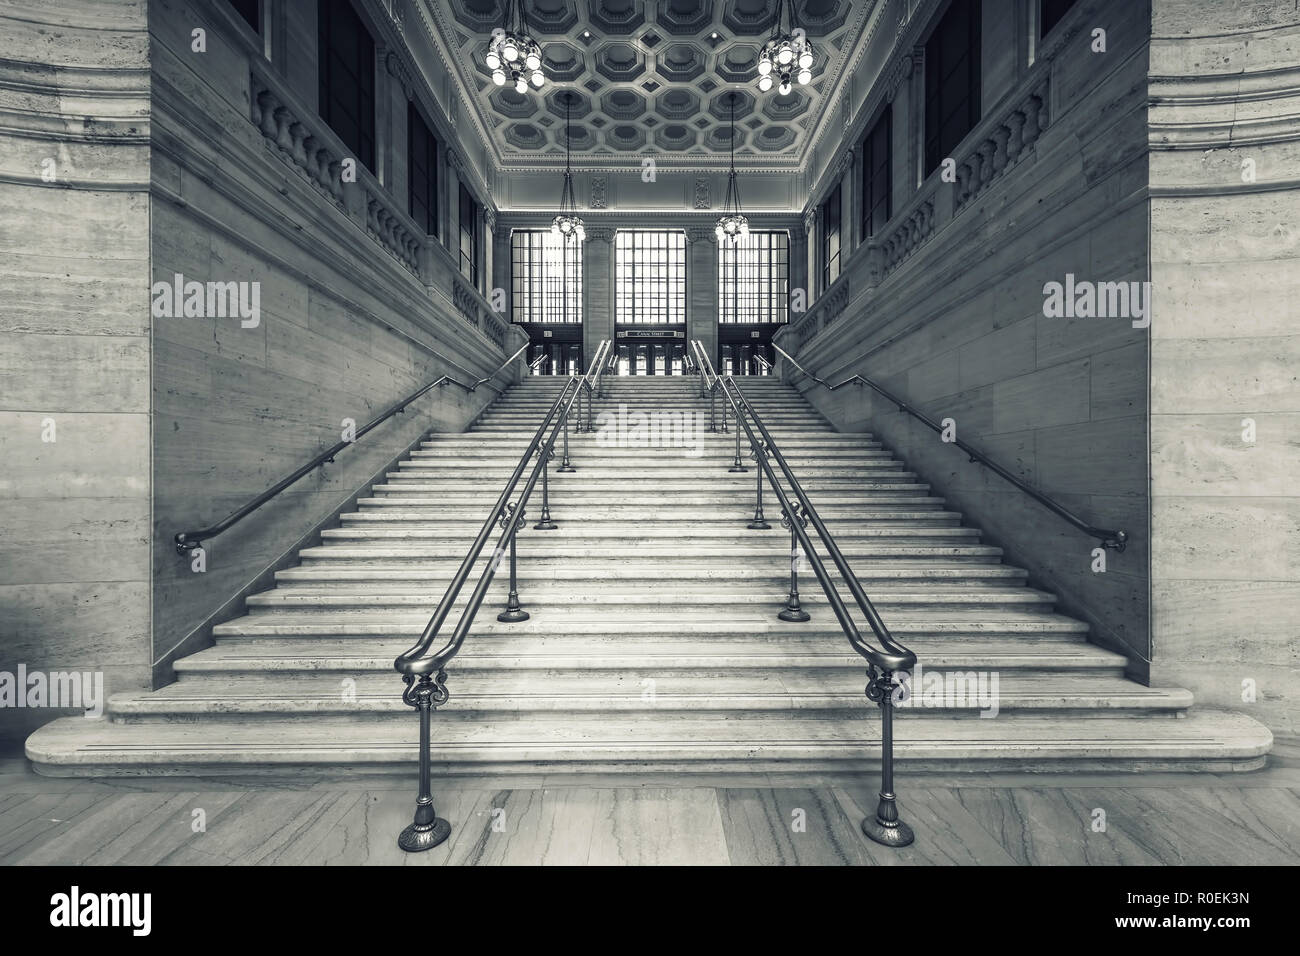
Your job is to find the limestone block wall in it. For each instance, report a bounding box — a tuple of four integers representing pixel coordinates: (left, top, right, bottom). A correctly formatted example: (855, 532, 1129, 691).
(779, 0, 1153, 670)
(148, 0, 523, 683)
(0, 0, 153, 744)
(1147, 0, 1300, 732)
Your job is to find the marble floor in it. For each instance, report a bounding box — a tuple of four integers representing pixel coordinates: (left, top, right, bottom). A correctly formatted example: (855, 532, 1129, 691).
(2, 741, 1298, 866)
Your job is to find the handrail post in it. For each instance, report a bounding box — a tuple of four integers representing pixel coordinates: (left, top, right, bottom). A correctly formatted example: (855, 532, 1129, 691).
(586, 381, 596, 432)
(729, 393, 746, 472)
(748, 439, 770, 529)
(497, 505, 529, 623)
(397, 671, 451, 852)
(558, 405, 576, 472)
(863, 667, 914, 847)
(778, 506, 810, 622)
(534, 445, 557, 530)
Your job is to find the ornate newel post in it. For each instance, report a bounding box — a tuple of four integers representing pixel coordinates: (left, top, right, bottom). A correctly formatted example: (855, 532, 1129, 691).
(862, 665, 914, 847)
(398, 670, 452, 851)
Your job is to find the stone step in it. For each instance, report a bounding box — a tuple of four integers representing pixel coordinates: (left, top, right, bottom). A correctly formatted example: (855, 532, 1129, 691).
(296, 543, 1006, 563)
(354, 496, 953, 512)
(25, 712, 1272, 775)
(316, 527, 984, 545)
(211, 611, 1094, 641)
(275, 564, 1020, 587)
(102, 673, 1191, 721)
(339, 511, 965, 526)
(175, 635, 1123, 675)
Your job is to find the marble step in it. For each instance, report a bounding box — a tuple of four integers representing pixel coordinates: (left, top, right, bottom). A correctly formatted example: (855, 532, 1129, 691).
(339, 511, 965, 527)
(177, 635, 1116, 674)
(354, 496, 953, 513)
(296, 544, 1006, 563)
(101, 673, 1192, 721)
(242, 587, 1058, 615)
(211, 611, 1094, 640)
(317, 525, 982, 542)
(25, 712, 1273, 775)
(274, 564, 1026, 586)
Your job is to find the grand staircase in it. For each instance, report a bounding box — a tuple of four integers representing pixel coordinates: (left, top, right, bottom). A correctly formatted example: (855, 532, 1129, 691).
(27, 374, 1271, 775)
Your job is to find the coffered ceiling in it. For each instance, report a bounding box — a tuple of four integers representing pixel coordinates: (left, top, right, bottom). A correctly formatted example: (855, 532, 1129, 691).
(417, 0, 878, 172)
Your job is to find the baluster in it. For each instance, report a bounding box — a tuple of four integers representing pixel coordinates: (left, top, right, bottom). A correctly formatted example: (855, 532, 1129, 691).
(397, 670, 452, 852)
(497, 503, 530, 622)
(533, 445, 557, 530)
(748, 440, 770, 529)
(862, 667, 914, 847)
(558, 405, 576, 472)
(778, 506, 810, 622)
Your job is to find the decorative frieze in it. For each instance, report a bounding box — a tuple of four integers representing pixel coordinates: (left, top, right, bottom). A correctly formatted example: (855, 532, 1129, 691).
(590, 176, 607, 209)
(693, 177, 710, 209)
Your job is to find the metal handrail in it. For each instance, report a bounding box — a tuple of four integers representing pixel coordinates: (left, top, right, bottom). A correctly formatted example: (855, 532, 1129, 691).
(773, 343, 1128, 552)
(173, 343, 531, 555)
(391, 339, 611, 852)
(527, 352, 550, 373)
(691, 338, 917, 848)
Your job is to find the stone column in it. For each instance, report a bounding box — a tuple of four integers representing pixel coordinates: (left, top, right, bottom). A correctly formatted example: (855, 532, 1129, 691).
(686, 226, 719, 365)
(491, 220, 511, 319)
(583, 228, 614, 368)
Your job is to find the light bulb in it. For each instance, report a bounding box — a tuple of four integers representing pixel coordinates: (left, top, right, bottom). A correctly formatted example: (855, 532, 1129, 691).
(575, 224, 585, 241)
(486, 51, 501, 70)
(526, 53, 541, 71)
(797, 69, 812, 85)
(715, 225, 724, 241)
(515, 77, 527, 93)
(758, 74, 773, 92)
(779, 79, 792, 95)
(740, 221, 749, 236)
(778, 46, 792, 65)
(492, 69, 506, 86)
(503, 42, 518, 61)
(531, 70, 544, 87)
(758, 58, 771, 76)
(798, 49, 813, 70)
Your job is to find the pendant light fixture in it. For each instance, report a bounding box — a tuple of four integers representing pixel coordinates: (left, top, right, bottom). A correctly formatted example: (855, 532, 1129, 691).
(715, 93, 749, 243)
(486, 0, 544, 93)
(551, 92, 585, 243)
(757, 0, 815, 94)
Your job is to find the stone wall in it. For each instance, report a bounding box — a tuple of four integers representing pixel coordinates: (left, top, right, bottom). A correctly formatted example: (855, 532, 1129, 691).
(779, 0, 1154, 670)
(0, 0, 153, 744)
(1147, 0, 1300, 732)
(148, 0, 522, 683)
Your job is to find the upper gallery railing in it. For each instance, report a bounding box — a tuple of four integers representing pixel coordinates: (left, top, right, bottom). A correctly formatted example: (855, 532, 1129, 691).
(173, 344, 529, 556)
(391, 340, 612, 852)
(773, 344, 1128, 552)
(690, 339, 918, 848)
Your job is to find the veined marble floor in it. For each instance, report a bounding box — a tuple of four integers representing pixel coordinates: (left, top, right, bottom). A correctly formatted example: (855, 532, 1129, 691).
(2, 742, 1297, 866)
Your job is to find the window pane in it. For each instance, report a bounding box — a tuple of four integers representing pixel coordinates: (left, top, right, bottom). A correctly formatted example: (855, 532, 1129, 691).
(719, 232, 789, 324)
(614, 231, 686, 325)
(924, 0, 982, 176)
(318, 0, 375, 171)
(511, 230, 583, 324)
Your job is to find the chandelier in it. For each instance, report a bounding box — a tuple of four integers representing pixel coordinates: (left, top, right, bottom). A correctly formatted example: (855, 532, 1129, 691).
(551, 93, 585, 242)
(485, 0, 543, 93)
(757, 0, 814, 94)
(715, 93, 749, 243)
